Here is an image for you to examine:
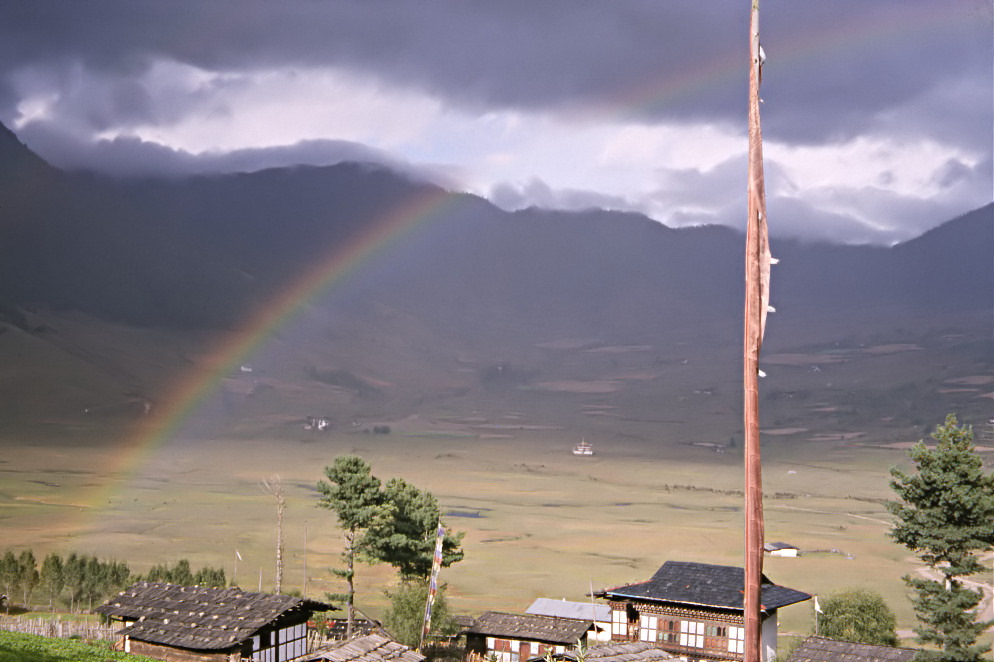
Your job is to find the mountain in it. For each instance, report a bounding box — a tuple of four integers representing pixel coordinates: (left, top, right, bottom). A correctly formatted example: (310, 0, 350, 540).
(0, 122, 990, 440)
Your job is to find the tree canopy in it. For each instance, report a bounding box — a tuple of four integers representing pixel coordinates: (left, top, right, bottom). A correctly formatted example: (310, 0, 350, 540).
(887, 413, 994, 661)
(817, 587, 898, 647)
(364, 478, 465, 580)
(383, 579, 458, 649)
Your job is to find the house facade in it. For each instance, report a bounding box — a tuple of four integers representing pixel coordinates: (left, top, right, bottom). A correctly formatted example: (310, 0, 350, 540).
(597, 561, 810, 662)
(464, 611, 593, 662)
(96, 582, 331, 662)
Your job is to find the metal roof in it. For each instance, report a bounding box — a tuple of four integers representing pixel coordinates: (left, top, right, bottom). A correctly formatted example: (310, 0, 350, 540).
(526, 598, 611, 622)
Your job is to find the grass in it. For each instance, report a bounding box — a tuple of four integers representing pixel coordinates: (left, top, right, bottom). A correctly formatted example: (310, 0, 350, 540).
(0, 630, 158, 662)
(0, 427, 923, 632)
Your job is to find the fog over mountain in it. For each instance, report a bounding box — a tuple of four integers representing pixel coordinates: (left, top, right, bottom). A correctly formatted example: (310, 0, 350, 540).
(0, 121, 990, 439)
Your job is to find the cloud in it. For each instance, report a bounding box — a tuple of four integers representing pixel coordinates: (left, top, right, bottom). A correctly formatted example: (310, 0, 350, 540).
(0, 1, 988, 244)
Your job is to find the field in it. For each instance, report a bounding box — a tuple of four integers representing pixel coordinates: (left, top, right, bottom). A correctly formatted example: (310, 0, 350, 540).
(4, 415, 991, 648)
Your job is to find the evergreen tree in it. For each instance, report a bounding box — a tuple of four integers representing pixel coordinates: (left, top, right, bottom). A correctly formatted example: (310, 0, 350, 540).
(817, 587, 898, 647)
(364, 478, 464, 580)
(317, 455, 383, 638)
(887, 414, 994, 661)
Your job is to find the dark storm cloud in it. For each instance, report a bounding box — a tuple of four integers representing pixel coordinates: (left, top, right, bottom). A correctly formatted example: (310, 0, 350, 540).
(0, 1, 988, 244)
(0, 1, 987, 143)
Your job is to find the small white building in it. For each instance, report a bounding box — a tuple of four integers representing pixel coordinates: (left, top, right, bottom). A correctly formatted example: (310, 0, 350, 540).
(764, 542, 799, 557)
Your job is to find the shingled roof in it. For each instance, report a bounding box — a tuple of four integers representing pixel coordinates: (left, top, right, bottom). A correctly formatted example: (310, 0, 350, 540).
(602, 561, 810, 612)
(529, 641, 679, 662)
(304, 633, 424, 662)
(464, 611, 593, 645)
(95, 582, 331, 651)
(787, 636, 918, 662)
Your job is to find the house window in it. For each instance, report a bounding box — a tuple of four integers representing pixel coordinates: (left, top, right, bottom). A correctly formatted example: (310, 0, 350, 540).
(658, 619, 679, 644)
(639, 615, 657, 643)
(277, 622, 307, 660)
(679, 620, 704, 648)
(612, 610, 627, 637)
(705, 623, 729, 651)
(727, 626, 745, 654)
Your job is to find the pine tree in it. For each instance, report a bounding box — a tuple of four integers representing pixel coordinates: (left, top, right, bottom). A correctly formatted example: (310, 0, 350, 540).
(317, 455, 383, 638)
(363, 478, 464, 580)
(887, 413, 994, 661)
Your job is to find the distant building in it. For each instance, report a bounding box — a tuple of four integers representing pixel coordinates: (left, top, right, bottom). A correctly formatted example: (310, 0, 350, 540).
(463, 611, 593, 662)
(596, 561, 810, 662)
(764, 542, 799, 557)
(96, 582, 331, 662)
(786, 636, 917, 662)
(526, 598, 612, 642)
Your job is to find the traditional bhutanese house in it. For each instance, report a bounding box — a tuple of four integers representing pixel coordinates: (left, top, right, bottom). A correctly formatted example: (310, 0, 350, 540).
(596, 561, 811, 662)
(96, 581, 331, 662)
(527, 640, 679, 662)
(785, 636, 917, 662)
(463, 611, 593, 662)
(302, 633, 424, 662)
(525, 598, 613, 643)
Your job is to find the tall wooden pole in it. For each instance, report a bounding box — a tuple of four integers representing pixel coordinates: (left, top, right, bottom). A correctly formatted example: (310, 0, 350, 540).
(744, 1, 770, 661)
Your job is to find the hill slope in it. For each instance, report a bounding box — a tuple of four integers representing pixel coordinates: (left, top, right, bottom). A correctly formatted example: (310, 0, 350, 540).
(0, 122, 990, 441)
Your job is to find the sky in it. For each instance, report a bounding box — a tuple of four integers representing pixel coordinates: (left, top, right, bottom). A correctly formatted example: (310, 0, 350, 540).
(0, 1, 990, 245)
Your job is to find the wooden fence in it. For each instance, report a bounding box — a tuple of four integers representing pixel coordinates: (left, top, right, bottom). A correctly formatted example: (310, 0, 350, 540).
(0, 616, 118, 641)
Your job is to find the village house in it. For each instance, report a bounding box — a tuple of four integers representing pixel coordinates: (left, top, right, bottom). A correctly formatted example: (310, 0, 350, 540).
(96, 581, 331, 662)
(463, 611, 593, 662)
(786, 636, 917, 662)
(596, 561, 811, 662)
(525, 598, 612, 643)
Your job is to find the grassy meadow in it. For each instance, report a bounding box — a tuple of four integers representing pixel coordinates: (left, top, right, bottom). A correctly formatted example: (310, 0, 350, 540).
(0, 418, 964, 644)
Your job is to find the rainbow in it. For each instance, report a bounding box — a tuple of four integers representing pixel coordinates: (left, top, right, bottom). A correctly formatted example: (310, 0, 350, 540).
(92, 0, 983, 495)
(101, 185, 459, 492)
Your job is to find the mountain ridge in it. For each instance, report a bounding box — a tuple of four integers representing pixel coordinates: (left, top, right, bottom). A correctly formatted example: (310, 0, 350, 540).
(0, 122, 990, 439)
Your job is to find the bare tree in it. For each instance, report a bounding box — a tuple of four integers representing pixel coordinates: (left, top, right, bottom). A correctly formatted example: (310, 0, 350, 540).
(261, 474, 286, 594)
